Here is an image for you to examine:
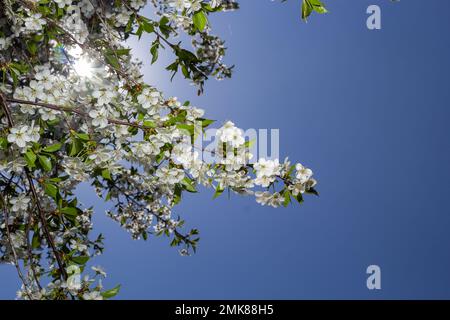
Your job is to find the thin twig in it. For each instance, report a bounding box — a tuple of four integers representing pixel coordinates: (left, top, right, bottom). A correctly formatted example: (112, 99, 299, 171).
(0, 193, 34, 300)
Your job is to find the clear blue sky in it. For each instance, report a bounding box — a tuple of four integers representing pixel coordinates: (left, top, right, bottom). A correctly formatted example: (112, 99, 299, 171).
(2, 0, 450, 299)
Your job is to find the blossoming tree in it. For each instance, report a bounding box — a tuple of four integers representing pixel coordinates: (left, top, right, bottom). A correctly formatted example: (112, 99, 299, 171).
(0, 0, 324, 299)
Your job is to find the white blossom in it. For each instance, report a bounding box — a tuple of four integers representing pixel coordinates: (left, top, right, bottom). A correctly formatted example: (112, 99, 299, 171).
(137, 88, 161, 112)
(295, 163, 313, 184)
(89, 107, 109, 128)
(83, 291, 103, 300)
(156, 166, 185, 184)
(7, 125, 36, 149)
(54, 0, 73, 8)
(9, 195, 31, 212)
(23, 14, 46, 32)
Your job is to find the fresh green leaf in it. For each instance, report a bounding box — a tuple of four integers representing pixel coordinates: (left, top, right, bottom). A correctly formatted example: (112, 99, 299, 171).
(101, 285, 121, 299)
(306, 187, 319, 196)
(31, 232, 41, 249)
(101, 168, 112, 181)
(150, 41, 159, 64)
(38, 155, 52, 171)
(0, 137, 7, 150)
(193, 10, 208, 31)
(143, 120, 156, 128)
(181, 177, 197, 193)
(43, 143, 62, 153)
(24, 150, 37, 168)
(72, 255, 89, 265)
(104, 53, 120, 69)
(213, 186, 224, 199)
(75, 133, 90, 141)
(283, 190, 291, 207)
(140, 18, 154, 33)
(44, 183, 58, 199)
(61, 207, 78, 217)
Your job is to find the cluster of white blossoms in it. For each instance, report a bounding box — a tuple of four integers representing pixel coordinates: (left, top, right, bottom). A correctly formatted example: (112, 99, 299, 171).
(156, 166, 185, 185)
(168, 0, 222, 12)
(255, 191, 283, 208)
(0, 0, 317, 300)
(254, 158, 281, 187)
(54, 0, 73, 9)
(289, 163, 317, 196)
(169, 0, 202, 14)
(62, 6, 90, 44)
(7, 123, 40, 150)
(137, 87, 162, 114)
(217, 121, 245, 148)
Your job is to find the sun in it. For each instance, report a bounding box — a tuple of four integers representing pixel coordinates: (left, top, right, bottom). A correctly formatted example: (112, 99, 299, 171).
(73, 57, 94, 78)
(66, 45, 94, 78)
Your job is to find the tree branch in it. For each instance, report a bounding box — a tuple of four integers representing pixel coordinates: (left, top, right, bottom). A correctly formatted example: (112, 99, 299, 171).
(5, 97, 147, 129)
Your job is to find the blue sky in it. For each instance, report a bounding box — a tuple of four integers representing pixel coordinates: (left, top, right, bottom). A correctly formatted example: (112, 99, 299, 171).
(2, 0, 450, 299)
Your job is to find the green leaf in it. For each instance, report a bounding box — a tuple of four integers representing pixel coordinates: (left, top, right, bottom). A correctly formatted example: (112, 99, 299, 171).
(301, 0, 327, 21)
(181, 64, 190, 78)
(0, 137, 7, 150)
(177, 49, 198, 62)
(176, 124, 195, 136)
(104, 53, 120, 69)
(26, 41, 38, 55)
(38, 155, 52, 172)
(295, 192, 304, 204)
(72, 255, 89, 265)
(31, 232, 41, 249)
(10, 62, 29, 74)
(61, 207, 78, 217)
(306, 187, 319, 196)
(143, 120, 156, 128)
(302, 0, 313, 21)
(43, 143, 62, 153)
(101, 285, 121, 299)
(200, 118, 215, 128)
(283, 190, 291, 207)
(181, 177, 197, 193)
(173, 184, 182, 205)
(75, 132, 90, 141)
(136, 25, 144, 39)
(193, 10, 208, 31)
(114, 48, 131, 56)
(213, 186, 224, 199)
(101, 168, 112, 181)
(166, 61, 179, 80)
(164, 110, 187, 126)
(158, 16, 171, 38)
(44, 183, 58, 199)
(140, 18, 154, 33)
(125, 14, 135, 33)
(310, 0, 328, 13)
(68, 139, 83, 157)
(24, 150, 37, 168)
(150, 41, 159, 64)
(159, 16, 169, 27)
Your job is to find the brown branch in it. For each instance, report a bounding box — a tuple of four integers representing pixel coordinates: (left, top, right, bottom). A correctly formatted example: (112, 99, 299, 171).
(25, 170, 68, 280)
(5, 98, 146, 129)
(24, 208, 43, 291)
